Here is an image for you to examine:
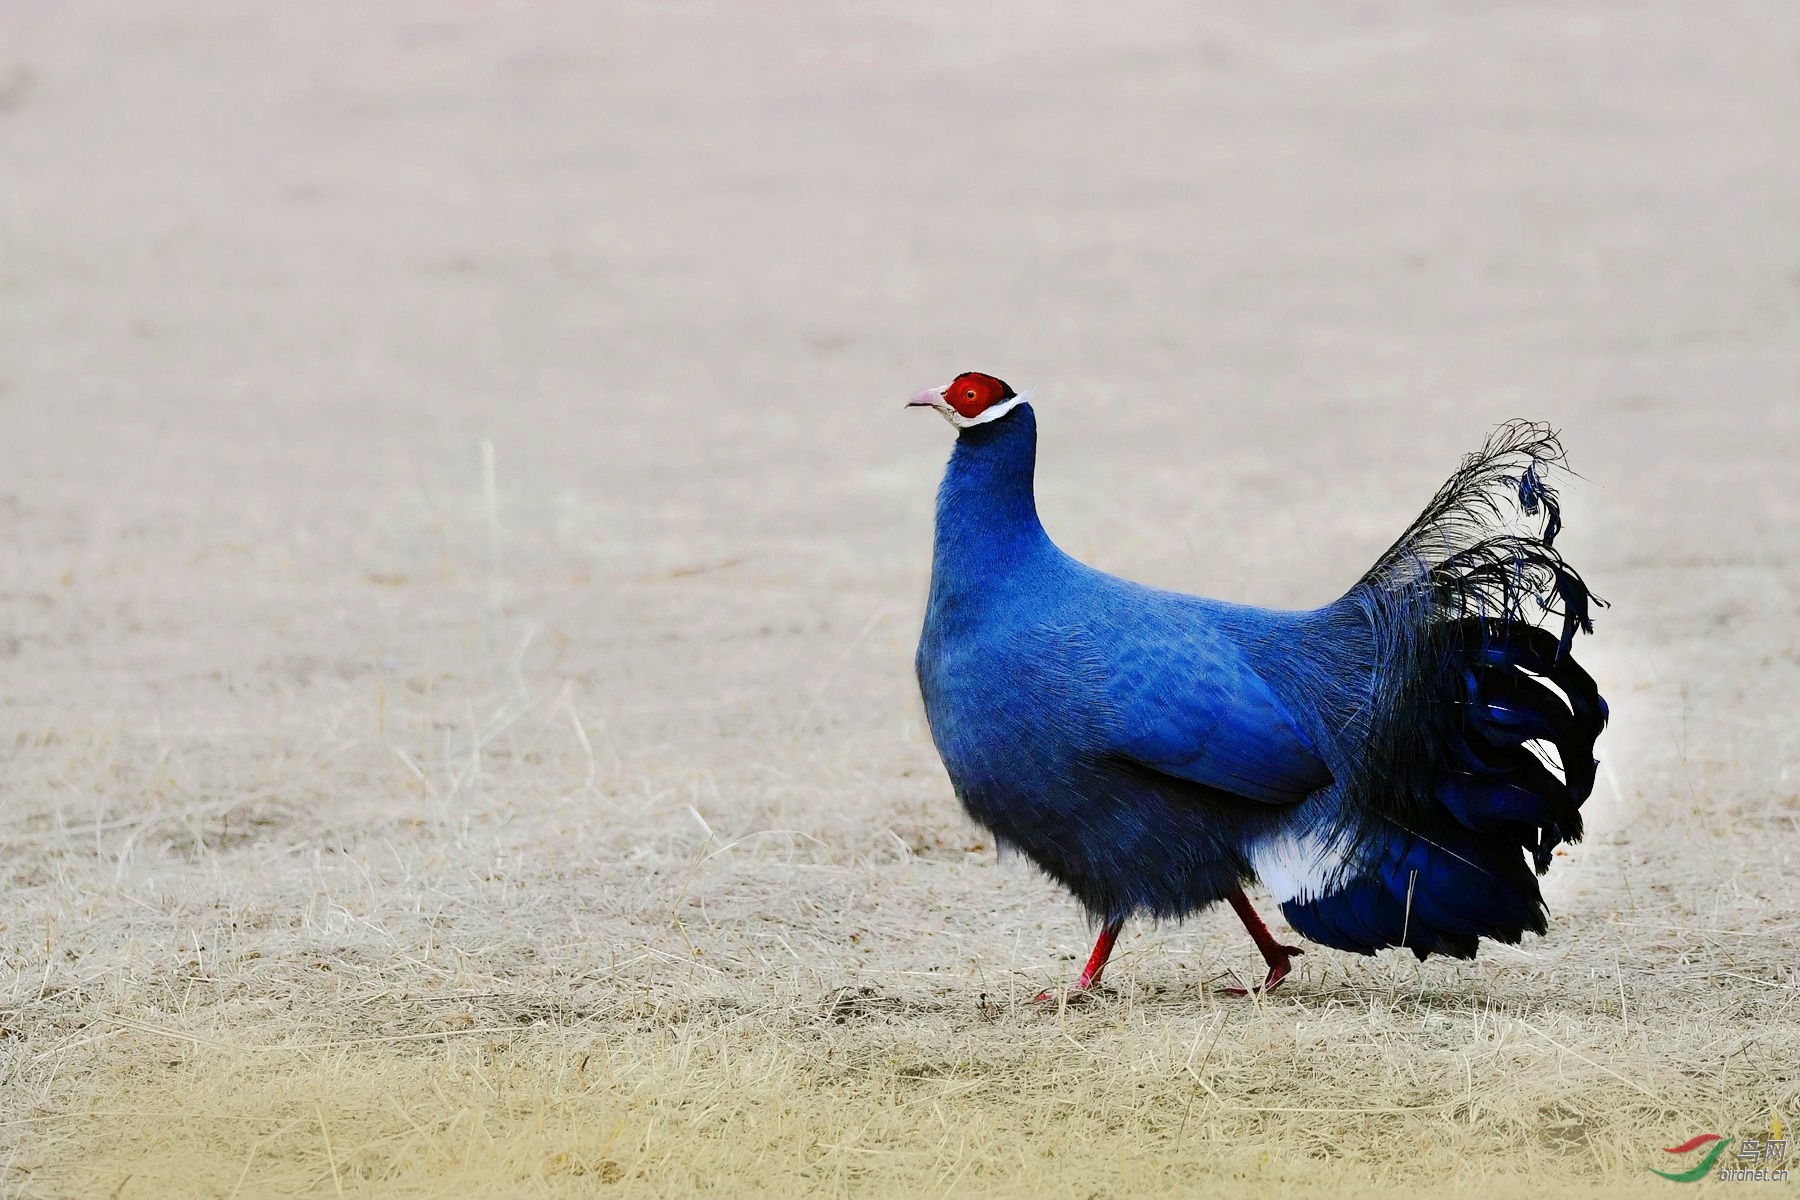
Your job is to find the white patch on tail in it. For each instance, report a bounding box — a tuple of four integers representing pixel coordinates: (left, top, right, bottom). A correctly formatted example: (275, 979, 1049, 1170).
(1248, 827, 1356, 904)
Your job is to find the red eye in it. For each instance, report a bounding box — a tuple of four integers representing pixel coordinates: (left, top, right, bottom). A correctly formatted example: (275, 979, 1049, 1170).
(965, 389, 977, 400)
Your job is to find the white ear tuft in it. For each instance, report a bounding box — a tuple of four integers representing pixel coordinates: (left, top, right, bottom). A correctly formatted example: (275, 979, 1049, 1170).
(947, 389, 1031, 429)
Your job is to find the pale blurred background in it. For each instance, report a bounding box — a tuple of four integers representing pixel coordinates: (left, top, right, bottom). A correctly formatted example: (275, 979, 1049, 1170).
(5, 3, 1795, 717)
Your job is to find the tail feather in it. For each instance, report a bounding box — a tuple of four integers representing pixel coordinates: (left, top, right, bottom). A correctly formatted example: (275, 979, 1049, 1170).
(1471, 668, 1595, 799)
(1434, 776, 1564, 842)
(1342, 422, 1607, 832)
(1470, 667, 1572, 745)
(1465, 618, 1609, 738)
(1444, 739, 1581, 867)
(1282, 820, 1545, 960)
(1314, 420, 1609, 958)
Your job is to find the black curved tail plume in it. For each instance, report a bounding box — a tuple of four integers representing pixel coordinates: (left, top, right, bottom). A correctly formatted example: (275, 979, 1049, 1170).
(1346, 420, 1609, 864)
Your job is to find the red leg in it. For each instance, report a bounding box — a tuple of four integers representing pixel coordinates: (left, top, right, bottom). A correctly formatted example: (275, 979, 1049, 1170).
(1221, 887, 1302, 996)
(1033, 918, 1123, 1004)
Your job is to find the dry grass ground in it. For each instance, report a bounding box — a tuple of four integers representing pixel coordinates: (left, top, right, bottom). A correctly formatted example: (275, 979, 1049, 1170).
(2, 3, 1797, 1196)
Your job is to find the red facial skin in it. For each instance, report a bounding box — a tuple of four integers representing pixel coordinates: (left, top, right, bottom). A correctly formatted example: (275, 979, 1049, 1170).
(945, 372, 1016, 420)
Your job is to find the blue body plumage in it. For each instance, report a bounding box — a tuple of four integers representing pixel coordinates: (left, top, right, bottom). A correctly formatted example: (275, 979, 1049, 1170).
(911, 374, 1607, 993)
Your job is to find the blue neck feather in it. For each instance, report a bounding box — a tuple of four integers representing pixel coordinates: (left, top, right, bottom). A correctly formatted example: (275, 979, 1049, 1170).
(928, 404, 1060, 612)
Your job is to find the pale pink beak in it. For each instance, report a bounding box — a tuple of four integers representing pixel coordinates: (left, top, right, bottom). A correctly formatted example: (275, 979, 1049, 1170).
(907, 385, 946, 409)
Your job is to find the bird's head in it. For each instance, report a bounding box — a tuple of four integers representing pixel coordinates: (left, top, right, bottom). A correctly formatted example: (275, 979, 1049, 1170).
(907, 371, 1026, 429)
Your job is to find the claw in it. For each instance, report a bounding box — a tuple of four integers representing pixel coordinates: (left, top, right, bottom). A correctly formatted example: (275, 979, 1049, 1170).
(1222, 888, 1304, 997)
(1031, 986, 1098, 1006)
(1032, 917, 1123, 1007)
(1220, 943, 1302, 996)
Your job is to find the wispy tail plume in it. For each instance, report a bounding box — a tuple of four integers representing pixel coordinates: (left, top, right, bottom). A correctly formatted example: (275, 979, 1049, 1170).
(1347, 419, 1608, 841)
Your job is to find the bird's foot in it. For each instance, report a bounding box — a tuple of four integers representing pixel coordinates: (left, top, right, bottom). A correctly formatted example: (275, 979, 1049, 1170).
(1031, 918, 1124, 1007)
(1220, 944, 1302, 997)
(1031, 985, 1099, 1006)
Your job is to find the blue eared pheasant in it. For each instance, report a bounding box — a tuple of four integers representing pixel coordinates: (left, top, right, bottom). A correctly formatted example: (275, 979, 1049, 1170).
(909, 373, 1607, 999)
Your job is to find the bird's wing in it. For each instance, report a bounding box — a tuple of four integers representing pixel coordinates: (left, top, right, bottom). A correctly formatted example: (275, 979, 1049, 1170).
(1097, 623, 1334, 806)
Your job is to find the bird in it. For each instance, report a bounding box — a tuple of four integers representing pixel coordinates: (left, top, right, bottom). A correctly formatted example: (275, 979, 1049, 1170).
(908, 372, 1607, 1000)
